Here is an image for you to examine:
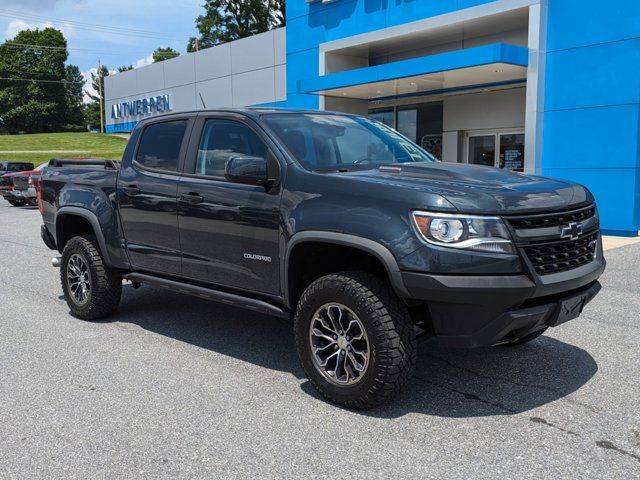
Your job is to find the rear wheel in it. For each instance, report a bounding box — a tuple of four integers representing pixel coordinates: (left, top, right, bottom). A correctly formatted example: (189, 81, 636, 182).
(294, 271, 417, 409)
(8, 199, 26, 207)
(61, 235, 122, 320)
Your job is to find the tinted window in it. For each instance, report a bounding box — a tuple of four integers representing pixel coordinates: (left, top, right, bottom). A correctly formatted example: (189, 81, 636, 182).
(136, 120, 187, 171)
(264, 114, 433, 172)
(195, 119, 267, 177)
(7, 163, 34, 172)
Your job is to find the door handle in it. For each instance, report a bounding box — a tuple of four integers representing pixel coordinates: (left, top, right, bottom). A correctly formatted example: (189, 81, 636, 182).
(179, 192, 204, 204)
(123, 184, 140, 196)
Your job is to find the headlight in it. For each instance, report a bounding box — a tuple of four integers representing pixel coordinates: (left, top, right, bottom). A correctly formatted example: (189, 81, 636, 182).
(411, 211, 515, 254)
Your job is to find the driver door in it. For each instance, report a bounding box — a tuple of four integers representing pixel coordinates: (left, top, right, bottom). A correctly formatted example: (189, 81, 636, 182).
(177, 115, 282, 295)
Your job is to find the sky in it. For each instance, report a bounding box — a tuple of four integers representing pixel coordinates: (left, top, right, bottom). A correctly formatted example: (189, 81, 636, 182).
(0, 0, 203, 101)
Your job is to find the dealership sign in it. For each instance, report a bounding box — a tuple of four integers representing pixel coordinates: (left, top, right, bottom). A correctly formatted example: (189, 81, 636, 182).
(111, 94, 171, 119)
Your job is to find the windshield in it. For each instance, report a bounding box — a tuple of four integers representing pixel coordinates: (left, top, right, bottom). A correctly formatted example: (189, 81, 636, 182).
(263, 113, 434, 171)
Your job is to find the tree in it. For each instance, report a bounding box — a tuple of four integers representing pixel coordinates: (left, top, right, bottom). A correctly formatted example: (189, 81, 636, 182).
(118, 65, 133, 72)
(85, 65, 109, 131)
(152, 47, 179, 63)
(84, 102, 101, 129)
(64, 65, 85, 126)
(0, 28, 69, 133)
(187, 0, 285, 52)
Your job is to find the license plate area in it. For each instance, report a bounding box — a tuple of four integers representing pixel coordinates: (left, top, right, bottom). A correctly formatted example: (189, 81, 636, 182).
(551, 293, 588, 326)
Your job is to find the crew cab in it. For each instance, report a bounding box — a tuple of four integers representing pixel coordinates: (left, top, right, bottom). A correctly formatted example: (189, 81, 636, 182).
(39, 109, 605, 409)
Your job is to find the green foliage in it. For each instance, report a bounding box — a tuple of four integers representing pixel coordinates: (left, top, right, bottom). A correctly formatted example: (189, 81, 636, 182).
(84, 101, 101, 129)
(187, 0, 285, 52)
(152, 47, 179, 63)
(0, 132, 128, 166)
(118, 65, 133, 72)
(0, 28, 82, 133)
(64, 65, 85, 126)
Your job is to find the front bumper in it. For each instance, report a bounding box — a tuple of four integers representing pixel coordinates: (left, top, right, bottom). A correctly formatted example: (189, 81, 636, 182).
(401, 256, 605, 347)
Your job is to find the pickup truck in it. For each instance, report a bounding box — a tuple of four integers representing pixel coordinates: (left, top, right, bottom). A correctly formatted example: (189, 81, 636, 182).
(39, 109, 605, 409)
(9, 161, 50, 207)
(1, 161, 35, 206)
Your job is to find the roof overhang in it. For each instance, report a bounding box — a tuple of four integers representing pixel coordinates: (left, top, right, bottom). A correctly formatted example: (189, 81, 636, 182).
(299, 43, 528, 101)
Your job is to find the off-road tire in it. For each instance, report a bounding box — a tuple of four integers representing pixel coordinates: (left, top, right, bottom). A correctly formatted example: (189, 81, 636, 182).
(294, 271, 417, 409)
(61, 235, 122, 320)
(502, 327, 547, 346)
(8, 199, 26, 207)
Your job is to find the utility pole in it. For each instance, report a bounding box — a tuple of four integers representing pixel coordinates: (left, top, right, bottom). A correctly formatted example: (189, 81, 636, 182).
(97, 58, 104, 134)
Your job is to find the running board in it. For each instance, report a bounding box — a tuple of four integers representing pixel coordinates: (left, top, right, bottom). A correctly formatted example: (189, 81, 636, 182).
(123, 272, 289, 319)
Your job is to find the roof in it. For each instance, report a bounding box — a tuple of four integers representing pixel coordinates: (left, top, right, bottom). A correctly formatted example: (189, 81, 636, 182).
(132, 107, 355, 128)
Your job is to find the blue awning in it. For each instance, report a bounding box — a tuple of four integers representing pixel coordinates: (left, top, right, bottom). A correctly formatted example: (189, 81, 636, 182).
(299, 43, 529, 100)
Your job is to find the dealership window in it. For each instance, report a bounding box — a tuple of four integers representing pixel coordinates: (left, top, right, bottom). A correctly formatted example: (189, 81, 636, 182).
(195, 119, 267, 177)
(136, 120, 187, 171)
(369, 110, 394, 128)
(369, 102, 443, 160)
(467, 132, 524, 172)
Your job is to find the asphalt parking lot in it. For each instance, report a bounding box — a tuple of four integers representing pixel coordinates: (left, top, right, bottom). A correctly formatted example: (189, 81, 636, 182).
(0, 201, 639, 479)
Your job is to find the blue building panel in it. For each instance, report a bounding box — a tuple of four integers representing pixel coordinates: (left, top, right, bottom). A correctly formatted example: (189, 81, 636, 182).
(546, 0, 640, 52)
(544, 38, 640, 112)
(542, 105, 640, 171)
(298, 43, 528, 94)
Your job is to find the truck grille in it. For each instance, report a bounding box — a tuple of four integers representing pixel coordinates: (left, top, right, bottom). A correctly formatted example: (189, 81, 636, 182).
(522, 232, 598, 275)
(12, 175, 29, 190)
(506, 205, 599, 276)
(508, 205, 596, 229)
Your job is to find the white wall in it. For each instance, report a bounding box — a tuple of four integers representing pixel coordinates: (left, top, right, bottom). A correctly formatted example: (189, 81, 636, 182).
(442, 87, 526, 162)
(105, 28, 286, 130)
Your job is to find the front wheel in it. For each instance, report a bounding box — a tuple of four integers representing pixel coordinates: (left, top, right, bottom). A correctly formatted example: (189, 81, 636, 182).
(294, 271, 417, 409)
(61, 235, 122, 320)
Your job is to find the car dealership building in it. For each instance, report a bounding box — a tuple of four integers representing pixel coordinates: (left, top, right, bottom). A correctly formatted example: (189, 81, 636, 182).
(105, 0, 640, 236)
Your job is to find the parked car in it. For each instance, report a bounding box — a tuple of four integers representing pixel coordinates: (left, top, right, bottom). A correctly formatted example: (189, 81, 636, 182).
(11, 161, 50, 207)
(39, 109, 605, 409)
(0, 161, 35, 206)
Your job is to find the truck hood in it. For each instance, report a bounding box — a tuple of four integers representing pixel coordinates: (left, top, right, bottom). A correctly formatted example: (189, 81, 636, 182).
(339, 162, 593, 214)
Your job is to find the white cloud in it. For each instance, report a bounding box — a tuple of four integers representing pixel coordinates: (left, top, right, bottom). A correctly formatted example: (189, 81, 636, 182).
(5, 18, 75, 40)
(134, 53, 154, 69)
(81, 67, 97, 104)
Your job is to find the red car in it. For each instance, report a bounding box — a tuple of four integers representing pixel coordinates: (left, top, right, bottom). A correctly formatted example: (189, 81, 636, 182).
(10, 162, 50, 207)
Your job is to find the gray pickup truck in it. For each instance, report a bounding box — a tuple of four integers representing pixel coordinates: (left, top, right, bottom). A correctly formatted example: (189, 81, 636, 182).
(39, 109, 605, 409)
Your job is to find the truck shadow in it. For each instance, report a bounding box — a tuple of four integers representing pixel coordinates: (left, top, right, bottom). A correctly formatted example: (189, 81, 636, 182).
(116, 285, 598, 419)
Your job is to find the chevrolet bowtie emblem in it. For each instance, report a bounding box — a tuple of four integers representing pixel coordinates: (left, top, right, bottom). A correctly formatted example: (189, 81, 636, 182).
(560, 221, 583, 240)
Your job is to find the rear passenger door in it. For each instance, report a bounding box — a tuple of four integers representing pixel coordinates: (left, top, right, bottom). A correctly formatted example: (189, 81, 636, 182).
(117, 118, 192, 275)
(177, 115, 282, 295)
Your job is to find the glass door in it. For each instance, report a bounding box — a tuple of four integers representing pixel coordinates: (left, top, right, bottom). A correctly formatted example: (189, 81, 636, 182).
(468, 134, 496, 167)
(498, 133, 525, 171)
(467, 131, 525, 171)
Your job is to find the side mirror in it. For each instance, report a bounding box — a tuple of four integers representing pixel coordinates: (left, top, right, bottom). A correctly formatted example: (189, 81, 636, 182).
(224, 155, 269, 186)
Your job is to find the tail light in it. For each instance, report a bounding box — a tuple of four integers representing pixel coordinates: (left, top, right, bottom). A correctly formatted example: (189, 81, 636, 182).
(37, 177, 44, 215)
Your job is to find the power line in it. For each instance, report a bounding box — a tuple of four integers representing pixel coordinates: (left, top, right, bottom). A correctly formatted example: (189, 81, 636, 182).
(0, 9, 184, 41)
(0, 76, 84, 84)
(1, 42, 182, 58)
(0, 7, 168, 36)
